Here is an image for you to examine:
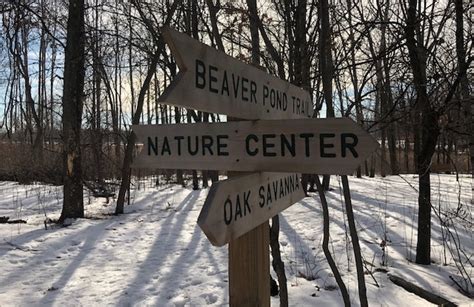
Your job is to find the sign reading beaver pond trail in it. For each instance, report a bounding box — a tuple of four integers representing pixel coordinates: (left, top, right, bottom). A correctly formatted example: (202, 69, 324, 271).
(132, 117, 378, 175)
(198, 172, 305, 246)
(158, 26, 312, 120)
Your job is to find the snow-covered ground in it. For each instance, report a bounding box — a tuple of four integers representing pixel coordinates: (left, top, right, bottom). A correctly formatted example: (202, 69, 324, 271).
(0, 174, 472, 306)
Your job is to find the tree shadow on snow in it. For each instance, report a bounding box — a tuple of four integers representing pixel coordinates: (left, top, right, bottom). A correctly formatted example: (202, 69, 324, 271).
(296, 188, 464, 296)
(116, 189, 204, 305)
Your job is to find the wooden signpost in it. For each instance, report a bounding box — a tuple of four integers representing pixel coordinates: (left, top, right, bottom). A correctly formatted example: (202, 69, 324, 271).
(154, 26, 313, 307)
(198, 172, 305, 246)
(132, 118, 378, 175)
(132, 27, 379, 306)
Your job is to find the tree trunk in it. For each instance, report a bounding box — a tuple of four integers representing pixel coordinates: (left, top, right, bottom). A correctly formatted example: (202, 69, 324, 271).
(370, 155, 375, 177)
(405, 0, 440, 265)
(404, 121, 410, 173)
(269, 216, 288, 307)
(175, 107, 184, 186)
(381, 122, 387, 177)
(341, 176, 368, 307)
(454, 0, 473, 181)
(319, 0, 335, 190)
(92, 3, 103, 183)
(205, 0, 224, 185)
(315, 175, 350, 305)
(346, 0, 364, 179)
(381, 1, 399, 175)
(113, 11, 122, 168)
(49, 22, 57, 149)
(60, 0, 86, 222)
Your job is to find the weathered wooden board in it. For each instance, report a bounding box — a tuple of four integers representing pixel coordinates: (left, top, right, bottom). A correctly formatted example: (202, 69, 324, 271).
(198, 172, 305, 246)
(228, 221, 269, 306)
(132, 118, 378, 175)
(158, 26, 312, 120)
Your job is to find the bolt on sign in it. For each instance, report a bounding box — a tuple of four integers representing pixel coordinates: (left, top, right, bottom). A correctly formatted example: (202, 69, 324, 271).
(132, 117, 378, 175)
(158, 26, 312, 120)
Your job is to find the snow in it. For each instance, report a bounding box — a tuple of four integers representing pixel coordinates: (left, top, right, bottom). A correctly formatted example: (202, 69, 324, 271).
(0, 174, 472, 306)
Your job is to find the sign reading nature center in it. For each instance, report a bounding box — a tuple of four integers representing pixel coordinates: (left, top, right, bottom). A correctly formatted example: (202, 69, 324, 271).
(132, 118, 378, 175)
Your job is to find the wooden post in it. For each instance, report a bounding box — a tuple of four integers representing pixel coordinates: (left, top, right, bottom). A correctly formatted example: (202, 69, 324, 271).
(227, 108, 270, 306)
(229, 221, 270, 306)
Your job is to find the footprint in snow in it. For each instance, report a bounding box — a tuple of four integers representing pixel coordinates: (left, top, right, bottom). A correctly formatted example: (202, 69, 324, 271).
(201, 293, 218, 304)
(207, 269, 221, 276)
(191, 279, 202, 286)
(169, 294, 189, 307)
(67, 246, 77, 252)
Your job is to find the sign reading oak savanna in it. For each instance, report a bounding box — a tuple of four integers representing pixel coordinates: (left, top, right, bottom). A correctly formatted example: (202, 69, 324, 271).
(198, 172, 305, 246)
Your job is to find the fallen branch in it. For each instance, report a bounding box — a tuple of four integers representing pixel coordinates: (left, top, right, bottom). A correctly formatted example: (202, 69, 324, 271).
(0, 216, 27, 224)
(388, 274, 456, 306)
(83, 180, 116, 200)
(4, 240, 38, 252)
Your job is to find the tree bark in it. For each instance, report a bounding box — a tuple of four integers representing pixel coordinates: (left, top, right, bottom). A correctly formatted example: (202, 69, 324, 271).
(60, 0, 86, 222)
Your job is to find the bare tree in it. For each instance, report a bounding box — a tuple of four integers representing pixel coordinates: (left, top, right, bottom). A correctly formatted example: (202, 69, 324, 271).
(115, 0, 181, 215)
(454, 0, 473, 180)
(405, 0, 440, 264)
(60, 0, 86, 222)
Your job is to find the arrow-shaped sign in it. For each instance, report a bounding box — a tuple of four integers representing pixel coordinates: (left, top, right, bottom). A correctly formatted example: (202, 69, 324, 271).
(198, 172, 305, 246)
(159, 26, 312, 120)
(132, 118, 378, 175)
